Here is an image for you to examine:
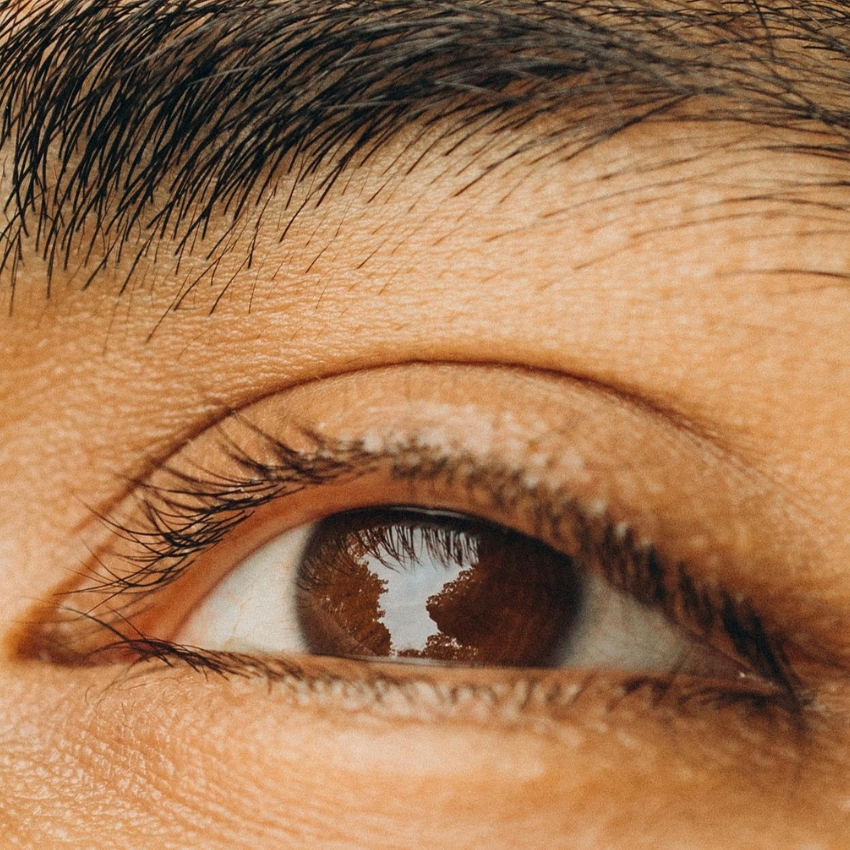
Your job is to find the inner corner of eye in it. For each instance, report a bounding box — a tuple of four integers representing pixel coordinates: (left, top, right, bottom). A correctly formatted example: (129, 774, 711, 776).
(168, 505, 759, 686)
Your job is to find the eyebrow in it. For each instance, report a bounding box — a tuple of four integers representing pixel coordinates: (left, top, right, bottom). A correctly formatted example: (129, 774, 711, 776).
(0, 0, 848, 311)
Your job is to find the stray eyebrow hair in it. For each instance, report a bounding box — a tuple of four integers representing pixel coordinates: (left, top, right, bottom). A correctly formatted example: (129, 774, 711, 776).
(1, 0, 850, 311)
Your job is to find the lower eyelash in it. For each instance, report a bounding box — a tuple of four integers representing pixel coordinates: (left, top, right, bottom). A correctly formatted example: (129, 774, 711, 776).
(96, 638, 804, 738)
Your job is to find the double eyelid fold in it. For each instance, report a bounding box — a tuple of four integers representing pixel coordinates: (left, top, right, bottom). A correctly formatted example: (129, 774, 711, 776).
(21, 365, 802, 716)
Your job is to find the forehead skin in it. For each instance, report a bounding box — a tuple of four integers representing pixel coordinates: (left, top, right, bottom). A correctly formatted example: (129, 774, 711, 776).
(2, 1, 850, 847)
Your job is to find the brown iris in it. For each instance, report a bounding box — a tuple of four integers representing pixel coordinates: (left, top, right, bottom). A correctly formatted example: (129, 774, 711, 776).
(295, 508, 581, 666)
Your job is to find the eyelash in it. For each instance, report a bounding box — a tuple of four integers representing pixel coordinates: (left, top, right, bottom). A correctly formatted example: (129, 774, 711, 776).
(33, 418, 801, 717)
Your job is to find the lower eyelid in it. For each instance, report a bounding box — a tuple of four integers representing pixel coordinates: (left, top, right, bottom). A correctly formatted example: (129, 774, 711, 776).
(112, 648, 801, 741)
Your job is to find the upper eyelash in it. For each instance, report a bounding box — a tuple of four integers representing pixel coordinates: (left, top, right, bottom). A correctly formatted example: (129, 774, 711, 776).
(31, 415, 803, 712)
(92, 425, 385, 593)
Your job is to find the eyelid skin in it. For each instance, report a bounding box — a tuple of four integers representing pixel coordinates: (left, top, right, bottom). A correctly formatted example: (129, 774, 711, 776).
(19, 363, 822, 716)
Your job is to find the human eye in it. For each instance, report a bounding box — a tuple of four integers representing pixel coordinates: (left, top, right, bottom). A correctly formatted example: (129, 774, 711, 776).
(9, 1, 850, 846)
(25, 364, 798, 723)
(175, 506, 755, 680)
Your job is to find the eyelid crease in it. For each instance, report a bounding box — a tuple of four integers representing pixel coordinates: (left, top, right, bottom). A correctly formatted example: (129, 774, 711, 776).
(22, 417, 802, 712)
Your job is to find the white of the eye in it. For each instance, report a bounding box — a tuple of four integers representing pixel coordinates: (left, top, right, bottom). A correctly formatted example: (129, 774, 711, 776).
(176, 524, 315, 653)
(554, 572, 705, 672)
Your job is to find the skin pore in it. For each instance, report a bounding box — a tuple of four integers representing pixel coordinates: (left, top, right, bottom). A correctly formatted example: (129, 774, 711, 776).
(3, 0, 850, 846)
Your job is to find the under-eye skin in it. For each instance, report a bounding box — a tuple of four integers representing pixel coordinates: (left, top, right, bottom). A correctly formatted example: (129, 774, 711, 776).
(20, 366, 804, 728)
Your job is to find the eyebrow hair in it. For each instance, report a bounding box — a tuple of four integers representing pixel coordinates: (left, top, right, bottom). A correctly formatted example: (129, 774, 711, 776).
(1, 0, 849, 311)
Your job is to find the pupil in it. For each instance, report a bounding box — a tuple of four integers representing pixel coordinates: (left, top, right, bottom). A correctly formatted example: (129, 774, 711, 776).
(295, 508, 581, 667)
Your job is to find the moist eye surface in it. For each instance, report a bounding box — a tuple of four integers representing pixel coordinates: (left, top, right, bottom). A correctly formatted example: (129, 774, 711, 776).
(173, 497, 770, 689)
(295, 508, 580, 666)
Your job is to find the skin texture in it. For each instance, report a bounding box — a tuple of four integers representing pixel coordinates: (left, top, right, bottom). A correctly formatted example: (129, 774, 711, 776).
(3, 3, 850, 847)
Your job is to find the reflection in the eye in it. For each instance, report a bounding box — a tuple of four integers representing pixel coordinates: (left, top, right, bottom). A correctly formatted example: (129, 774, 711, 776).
(296, 509, 578, 666)
(369, 530, 463, 653)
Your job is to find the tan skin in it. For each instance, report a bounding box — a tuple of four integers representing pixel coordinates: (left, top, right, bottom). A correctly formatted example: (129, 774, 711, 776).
(1, 31, 850, 847)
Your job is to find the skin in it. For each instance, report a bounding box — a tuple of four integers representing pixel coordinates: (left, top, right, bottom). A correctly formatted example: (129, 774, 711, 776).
(1, 33, 850, 849)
